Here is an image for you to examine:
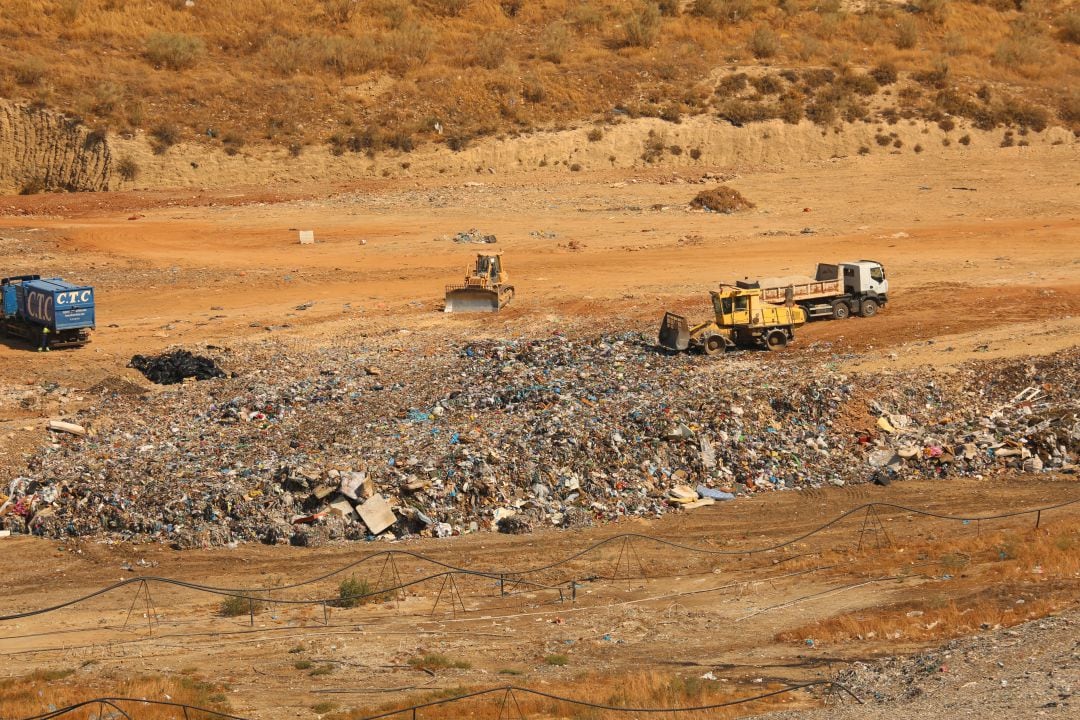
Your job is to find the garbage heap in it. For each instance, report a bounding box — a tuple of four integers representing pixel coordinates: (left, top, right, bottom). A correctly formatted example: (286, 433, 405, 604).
(1, 337, 1076, 547)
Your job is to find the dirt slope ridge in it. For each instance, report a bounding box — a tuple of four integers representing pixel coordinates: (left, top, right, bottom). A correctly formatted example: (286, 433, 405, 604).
(0, 99, 112, 194)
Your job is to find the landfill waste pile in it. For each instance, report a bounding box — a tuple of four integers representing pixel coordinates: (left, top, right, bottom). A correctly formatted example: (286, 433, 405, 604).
(129, 350, 229, 385)
(0, 337, 1076, 547)
(440, 228, 496, 244)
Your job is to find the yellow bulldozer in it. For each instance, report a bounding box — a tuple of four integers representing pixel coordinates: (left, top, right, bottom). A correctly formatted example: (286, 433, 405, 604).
(444, 253, 515, 313)
(659, 285, 807, 353)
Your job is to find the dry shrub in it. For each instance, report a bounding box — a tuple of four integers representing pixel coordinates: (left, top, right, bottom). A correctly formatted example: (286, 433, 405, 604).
(471, 32, 509, 69)
(751, 74, 784, 95)
(423, 0, 471, 17)
(895, 16, 918, 50)
(657, 0, 680, 16)
(374, 0, 410, 27)
(800, 67, 834, 89)
(914, 0, 949, 23)
(117, 156, 139, 182)
(322, 0, 359, 24)
(748, 26, 779, 59)
(19, 176, 46, 195)
(1060, 92, 1080, 124)
(1059, 12, 1080, 44)
(144, 32, 205, 70)
(716, 98, 772, 125)
(384, 23, 434, 72)
(150, 124, 180, 154)
(690, 185, 755, 213)
(540, 22, 571, 63)
(570, 1, 605, 32)
(775, 93, 804, 123)
(620, 2, 661, 48)
(715, 72, 748, 97)
(14, 57, 46, 86)
(691, 0, 754, 24)
(870, 61, 898, 86)
(839, 72, 878, 96)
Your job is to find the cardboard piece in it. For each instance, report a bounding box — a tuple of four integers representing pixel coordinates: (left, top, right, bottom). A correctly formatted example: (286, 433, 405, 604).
(357, 494, 396, 535)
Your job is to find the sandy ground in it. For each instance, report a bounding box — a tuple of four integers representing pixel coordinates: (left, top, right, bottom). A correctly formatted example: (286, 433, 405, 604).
(1, 142, 1079, 719)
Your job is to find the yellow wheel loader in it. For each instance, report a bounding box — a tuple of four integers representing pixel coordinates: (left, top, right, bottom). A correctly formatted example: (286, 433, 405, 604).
(659, 285, 807, 354)
(444, 253, 515, 313)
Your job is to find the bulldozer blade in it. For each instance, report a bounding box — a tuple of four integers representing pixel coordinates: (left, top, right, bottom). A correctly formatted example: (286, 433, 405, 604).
(445, 289, 503, 313)
(658, 312, 691, 351)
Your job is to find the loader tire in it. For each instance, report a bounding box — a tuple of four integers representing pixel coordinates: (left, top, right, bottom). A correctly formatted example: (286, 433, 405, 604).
(703, 335, 724, 355)
(832, 301, 850, 320)
(859, 298, 879, 318)
(765, 330, 788, 351)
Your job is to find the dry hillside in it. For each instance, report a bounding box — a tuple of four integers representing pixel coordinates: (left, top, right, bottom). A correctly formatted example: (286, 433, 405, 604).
(0, 0, 1077, 188)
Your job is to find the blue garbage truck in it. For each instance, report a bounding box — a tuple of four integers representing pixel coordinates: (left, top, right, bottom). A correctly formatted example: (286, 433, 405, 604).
(1, 275, 95, 349)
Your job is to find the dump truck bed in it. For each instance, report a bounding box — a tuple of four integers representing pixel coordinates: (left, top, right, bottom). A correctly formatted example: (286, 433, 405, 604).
(739, 263, 843, 303)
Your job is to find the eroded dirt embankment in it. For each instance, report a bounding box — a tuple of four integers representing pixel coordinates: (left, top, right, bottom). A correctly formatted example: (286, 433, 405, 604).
(0, 99, 112, 194)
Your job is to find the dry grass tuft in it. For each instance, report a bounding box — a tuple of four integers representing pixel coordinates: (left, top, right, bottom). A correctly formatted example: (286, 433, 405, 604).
(334, 672, 816, 720)
(778, 519, 1080, 646)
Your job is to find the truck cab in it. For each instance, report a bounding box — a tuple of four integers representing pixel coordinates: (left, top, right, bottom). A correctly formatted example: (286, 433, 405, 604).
(841, 260, 888, 300)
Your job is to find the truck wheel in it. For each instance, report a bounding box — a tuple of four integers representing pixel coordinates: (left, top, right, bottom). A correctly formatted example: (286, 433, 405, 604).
(832, 301, 850, 320)
(703, 335, 724, 355)
(859, 298, 879, 317)
(765, 330, 788, 351)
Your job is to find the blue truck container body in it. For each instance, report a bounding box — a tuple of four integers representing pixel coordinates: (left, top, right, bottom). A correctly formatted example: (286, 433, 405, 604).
(20, 278, 96, 330)
(1, 275, 94, 348)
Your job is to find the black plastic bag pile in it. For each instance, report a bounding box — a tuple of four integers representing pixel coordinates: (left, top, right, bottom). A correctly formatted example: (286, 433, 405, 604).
(129, 350, 227, 385)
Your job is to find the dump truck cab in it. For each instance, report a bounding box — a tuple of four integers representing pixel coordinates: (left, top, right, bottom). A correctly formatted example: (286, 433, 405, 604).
(841, 260, 888, 300)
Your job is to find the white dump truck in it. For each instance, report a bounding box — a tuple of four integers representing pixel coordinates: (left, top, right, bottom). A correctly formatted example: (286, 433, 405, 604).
(736, 260, 888, 320)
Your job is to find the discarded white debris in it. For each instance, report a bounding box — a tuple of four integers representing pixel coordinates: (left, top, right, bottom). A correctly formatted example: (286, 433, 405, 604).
(298, 230, 315, 245)
(46, 420, 86, 436)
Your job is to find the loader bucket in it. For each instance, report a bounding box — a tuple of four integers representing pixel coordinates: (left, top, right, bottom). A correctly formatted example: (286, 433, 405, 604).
(445, 287, 503, 313)
(658, 312, 691, 351)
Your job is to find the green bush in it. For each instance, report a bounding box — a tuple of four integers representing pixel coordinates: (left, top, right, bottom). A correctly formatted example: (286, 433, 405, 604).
(334, 576, 374, 608)
(144, 32, 205, 70)
(220, 595, 263, 617)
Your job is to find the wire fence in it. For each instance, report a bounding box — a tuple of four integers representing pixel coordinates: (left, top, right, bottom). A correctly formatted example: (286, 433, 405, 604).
(3, 498, 1074, 628)
(16, 681, 863, 720)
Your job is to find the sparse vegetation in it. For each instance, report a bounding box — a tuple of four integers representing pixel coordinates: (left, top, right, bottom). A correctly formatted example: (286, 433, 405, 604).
(220, 594, 263, 617)
(747, 26, 779, 59)
(621, 2, 661, 48)
(14, 57, 46, 86)
(895, 17, 918, 50)
(117, 156, 140, 182)
(144, 33, 205, 70)
(0, 0, 1071, 161)
(545, 654, 569, 666)
(334, 576, 377, 608)
(408, 654, 472, 670)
